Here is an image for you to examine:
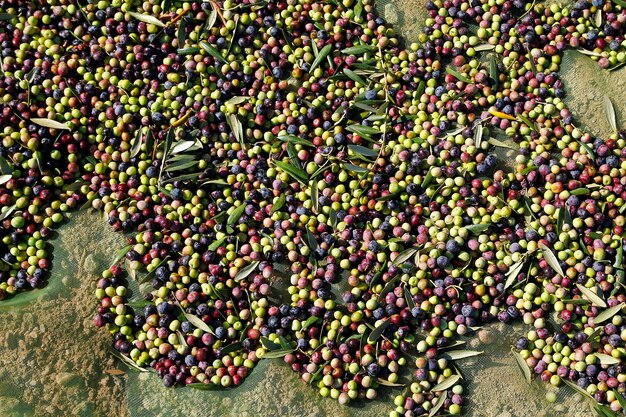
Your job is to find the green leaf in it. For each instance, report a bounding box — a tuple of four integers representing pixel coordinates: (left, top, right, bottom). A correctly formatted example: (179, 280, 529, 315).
(128, 11, 165, 27)
(595, 303, 624, 324)
(517, 114, 537, 132)
(329, 209, 338, 228)
(0, 174, 11, 185)
(432, 374, 461, 391)
(0, 157, 11, 175)
(341, 45, 375, 55)
(109, 349, 150, 373)
(465, 223, 490, 235)
(489, 55, 499, 90)
(421, 167, 434, 188)
(539, 243, 565, 277)
(354, 0, 363, 18)
(376, 378, 405, 387)
(367, 320, 391, 343)
(604, 95, 618, 132)
(348, 145, 378, 158)
(343, 163, 369, 173)
(393, 248, 418, 266)
(277, 134, 314, 147)
(301, 316, 320, 330)
(271, 194, 286, 214)
(235, 261, 260, 282)
(343, 68, 367, 86)
(310, 44, 332, 72)
(227, 204, 247, 226)
(446, 67, 471, 83)
(144, 129, 154, 157)
(170, 140, 199, 154)
(473, 44, 495, 52)
(0, 13, 15, 21)
(595, 353, 620, 365)
(261, 337, 281, 351)
(310, 180, 319, 213)
(130, 127, 143, 158)
(219, 342, 243, 356)
(504, 260, 525, 291)
(576, 283, 607, 308)
(177, 16, 187, 48)
(488, 137, 519, 149)
(262, 349, 294, 359)
(274, 160, 308, 183)
(563, 379, 593, 399)
(346, 124, 380, 136)
(111, 245, 132, 266)
(473, 123, 483, 148)
(429, 391, 447, 417)
(31, 118, 70, 130)
(177, 47, 200, 55)
(183, 311, 215, 335)
(226, 96, 249, 106)
(512, 350, 532, 384)
(208, 238, 226, 251)
(579, 141, 596, 163)
(404, 286, 415, 310)
(441, 350, 483, 360)
(0, 204, 17, 221)
(226, 114, 244, 147)
(614, 390, 626, 411)
(200, 41, 225, 62)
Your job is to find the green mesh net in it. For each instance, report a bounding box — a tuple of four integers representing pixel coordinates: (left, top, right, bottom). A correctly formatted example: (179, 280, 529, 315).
(0, 1, 625, 416)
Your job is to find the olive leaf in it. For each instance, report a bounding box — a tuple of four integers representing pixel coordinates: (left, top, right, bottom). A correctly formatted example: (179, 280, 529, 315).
(489, 55, 499, 90)
(234, 261, 260, 282)
(130, 127, 143, 158)
(488, 137, 518, 149)
(260, 336, 281, 351)
(512, 350, 532, 384)
(348, 144, 378, 158)
(343, 163, 369, 173)
(0, 204, 17, 221)
(31, 118, 70, 130)
(465, 223, 490, 235)
(226, 96, 249, 106)
(200, 40, 225, 62)
(0, 157, 11, 175)
(517, 114, 537, 132)
(271, 194, 286, 214)
(0, 13, 15, 21)
(128, 11, 165, 27)
(347, 124, 380, 136)
(178, 47, 200, 55)
(301, 316, 320, 330)
(441, 350, 483, 360)
(376, 378, 405, 387)
(563, 379, 593, 399)
(604, 96, 618, 132)
(539, 243, 565, 277)
(0, 174, 11, 185)
(577, 48, 602, 57)
(393, 248, 418, 266)
(109, 349, 150, 373)
(404, 286, 415, 310)
(274, 160, 308, 183)
(111, 245, 132, 266)
(594, 353, 619, 365)
(144, 128, 154, 157)
(183, 311, 215, 335)
(219, 342, 243, 356)
(613, 390, 626, 410)
(367, 320, 391, 343)
(429, 391, 447, 417)
(226, 114, 244, 147)
(203, 9, 218, 35)
(431, 374, 461, 391)
(262, 349, 294, 359)
(227, 204, 246, 225)
(354, 0, 363, 18)
(343, 68, 367, 86)
(445, 67, 471, 83)
(421, 167, 434, 188)
(328, 208, 337, 228)
(473, 44, 495, 52)
(170, 140, 198, 154)
(341, 45, 375, 55)
(310, 44, 332, 72)
(576, 283, 607, 308)
(176, 331, 188, 348)
(595, 303, 624, 324)
(208, 237, 226, 251)
(595, 9, 603, 28)
(277, 134, 314, 147)
(177, 16, 187, 48)
(310, 179, 319, 213)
